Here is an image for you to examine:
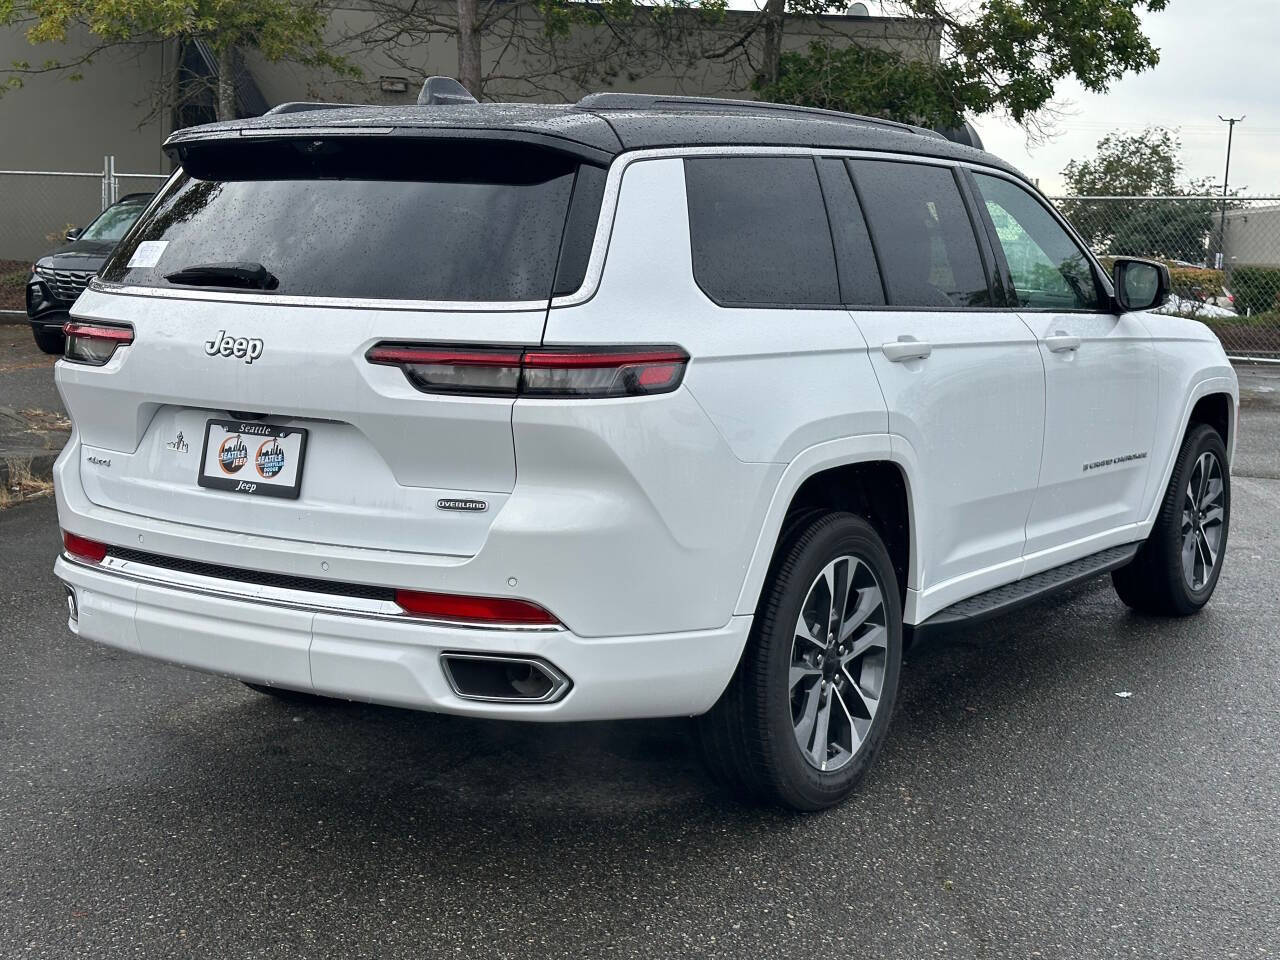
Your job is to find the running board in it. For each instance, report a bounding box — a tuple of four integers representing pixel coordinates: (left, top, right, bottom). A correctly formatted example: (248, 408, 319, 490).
(916, 542, 1142, 634)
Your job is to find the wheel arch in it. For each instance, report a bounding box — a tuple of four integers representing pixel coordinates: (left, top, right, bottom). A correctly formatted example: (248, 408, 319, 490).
(733, 437, 918, 622)
(1143, 375, 1239, 528)
(1188, 391, 1234, 458)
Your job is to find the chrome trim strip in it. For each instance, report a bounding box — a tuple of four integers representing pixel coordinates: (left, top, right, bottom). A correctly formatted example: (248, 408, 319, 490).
(547, 144, 983, 311)
(59, 553, 564, 633)
(86, 278, 550, 314)
(92, 145, 1018, 315)
(439, 652, 572, 704)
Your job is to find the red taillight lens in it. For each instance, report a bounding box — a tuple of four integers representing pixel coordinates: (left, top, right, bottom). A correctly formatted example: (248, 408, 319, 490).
(393, 589, 560, 625)
(367, 345, 523, 396)
(62, 531, 108, 563)
(367, 344, 689, 398)
(521, 348, 688, 397)
(63, 322, 133, 366)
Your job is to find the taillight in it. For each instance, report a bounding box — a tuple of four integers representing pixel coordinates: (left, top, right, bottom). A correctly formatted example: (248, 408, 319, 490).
(62, 531, 108, 563)
(393, 589, 560, 625)
(367, 344, 689, 398)
(366, 345, 523, 396)
(63, 322, 133, 366)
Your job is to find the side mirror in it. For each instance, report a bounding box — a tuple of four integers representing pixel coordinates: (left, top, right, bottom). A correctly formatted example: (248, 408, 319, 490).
(1112, 257, 1170, 312)
(65, 227, 82, 242)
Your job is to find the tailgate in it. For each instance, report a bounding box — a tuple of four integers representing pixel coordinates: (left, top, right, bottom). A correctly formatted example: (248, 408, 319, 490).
(60, 290, 540, 557)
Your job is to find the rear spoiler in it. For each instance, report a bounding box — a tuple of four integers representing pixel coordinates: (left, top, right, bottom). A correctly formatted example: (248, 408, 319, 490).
(163, 127, 615, 171)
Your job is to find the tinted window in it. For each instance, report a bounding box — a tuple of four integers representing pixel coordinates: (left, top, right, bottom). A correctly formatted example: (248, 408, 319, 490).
(80, 199, 150, 243)
(101, 139, 583, 302)
(815, 158, 885, 306)
(847, 159, 990, 308)
(553, 164, 607, 297)
(973, 173, 1102, 311)
(685, 157, 839, 306)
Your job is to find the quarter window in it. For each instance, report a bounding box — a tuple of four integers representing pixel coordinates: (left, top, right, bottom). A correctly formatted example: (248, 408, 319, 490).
(847, 159, 991, 309)
(684, 157, 840, 307)
(973, 173, 1102, 311)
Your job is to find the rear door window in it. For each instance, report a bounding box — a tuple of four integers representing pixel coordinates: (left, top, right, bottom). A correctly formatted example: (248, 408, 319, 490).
(101, 138, 594, 303)
(846, 159, 991, 309)
(684, 156, 840, 307)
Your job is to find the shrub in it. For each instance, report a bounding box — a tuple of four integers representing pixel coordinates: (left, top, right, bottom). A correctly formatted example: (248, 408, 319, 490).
(1168, 266, 1224, 302)
(1229, 266, 1280, 315)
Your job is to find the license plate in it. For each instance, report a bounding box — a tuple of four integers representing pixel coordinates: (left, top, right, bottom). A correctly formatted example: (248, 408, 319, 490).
(198, 419, 308, 499)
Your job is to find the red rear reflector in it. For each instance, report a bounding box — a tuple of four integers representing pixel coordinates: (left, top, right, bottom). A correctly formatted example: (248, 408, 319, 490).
(393, 589, 559, 625)
(62, 531, 108, 563)
(367, 343, 689, 398)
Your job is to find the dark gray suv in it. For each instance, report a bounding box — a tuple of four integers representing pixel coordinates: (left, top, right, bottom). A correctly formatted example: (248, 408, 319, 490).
(27, 192, 154, 354)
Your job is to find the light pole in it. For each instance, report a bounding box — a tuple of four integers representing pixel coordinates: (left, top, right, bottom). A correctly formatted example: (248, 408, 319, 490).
(1217, 114, 1244, 269)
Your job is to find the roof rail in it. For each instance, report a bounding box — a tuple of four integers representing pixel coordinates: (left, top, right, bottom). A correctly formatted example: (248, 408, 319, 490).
(574, 92, 944, 140)
(265, 102, 363, 116)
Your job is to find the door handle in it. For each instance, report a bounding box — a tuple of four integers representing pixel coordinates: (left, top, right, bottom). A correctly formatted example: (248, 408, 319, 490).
(1044, 331, 1082, 353)
(882, 336, 933, 362)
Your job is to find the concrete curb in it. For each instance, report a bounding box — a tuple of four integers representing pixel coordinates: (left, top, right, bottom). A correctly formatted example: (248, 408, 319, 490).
(1, 310, 29, 326)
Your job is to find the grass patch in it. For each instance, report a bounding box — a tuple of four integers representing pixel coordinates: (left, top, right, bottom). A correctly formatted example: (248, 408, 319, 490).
(0, 457, 54, 509)
(1201, 311, 1280, 327)
(0, 259, 29, 311)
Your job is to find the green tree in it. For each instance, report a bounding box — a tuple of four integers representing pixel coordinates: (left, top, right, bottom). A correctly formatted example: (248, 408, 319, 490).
(1059, 128, 1223, 265)
(754, 0, 1172, 129)
(1, 0, 357, 120)
(350, 0, 736, 103)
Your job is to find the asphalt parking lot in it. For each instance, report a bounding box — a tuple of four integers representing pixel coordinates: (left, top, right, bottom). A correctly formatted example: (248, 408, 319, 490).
(2, 332, 1278, 959)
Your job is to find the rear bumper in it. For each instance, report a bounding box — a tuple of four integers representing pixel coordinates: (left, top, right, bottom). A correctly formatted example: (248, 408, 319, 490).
(54, 554, 749, 721)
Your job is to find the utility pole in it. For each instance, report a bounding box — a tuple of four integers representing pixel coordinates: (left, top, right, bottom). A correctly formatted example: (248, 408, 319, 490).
(1216, 115, 1244, 269)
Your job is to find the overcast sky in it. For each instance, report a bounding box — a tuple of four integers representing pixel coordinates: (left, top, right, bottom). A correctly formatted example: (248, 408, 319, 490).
(966, 0, 1280, 197)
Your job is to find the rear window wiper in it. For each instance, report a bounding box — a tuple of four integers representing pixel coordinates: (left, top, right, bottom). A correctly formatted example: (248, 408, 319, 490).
(164, 261, 279, 290)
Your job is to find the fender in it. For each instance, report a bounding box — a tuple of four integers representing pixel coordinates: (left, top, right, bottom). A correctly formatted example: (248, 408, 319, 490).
(1141, 373, 1239, 528)
(732, 433, 918, 619)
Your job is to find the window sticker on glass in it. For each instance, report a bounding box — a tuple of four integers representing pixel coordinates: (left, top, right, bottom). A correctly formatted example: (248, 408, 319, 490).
(127, 240, 168, 269)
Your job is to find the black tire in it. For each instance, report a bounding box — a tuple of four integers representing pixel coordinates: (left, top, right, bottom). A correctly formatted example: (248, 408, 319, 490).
(32, 326, 65, 355)
(242, 681, 342, 705)
(1112, 423, 1230, 616)
(696, 512, 903, 811)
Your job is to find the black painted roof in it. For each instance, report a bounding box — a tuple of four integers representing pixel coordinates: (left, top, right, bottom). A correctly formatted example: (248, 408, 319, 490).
(163, 98, 1022, 179)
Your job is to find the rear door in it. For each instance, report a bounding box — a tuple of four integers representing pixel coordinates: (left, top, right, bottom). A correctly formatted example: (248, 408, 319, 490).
(968, 170, 1157, 560)
(833, 157, 1046, 611)
(59, 136, 604, 557)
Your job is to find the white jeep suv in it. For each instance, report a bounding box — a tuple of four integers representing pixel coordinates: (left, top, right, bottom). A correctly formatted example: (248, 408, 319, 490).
(53, 87, 1238, 810)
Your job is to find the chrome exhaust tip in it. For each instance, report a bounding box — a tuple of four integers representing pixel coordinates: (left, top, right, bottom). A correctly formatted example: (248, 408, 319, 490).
(440, 652, 571, 704)
(64, 585, 78, 625)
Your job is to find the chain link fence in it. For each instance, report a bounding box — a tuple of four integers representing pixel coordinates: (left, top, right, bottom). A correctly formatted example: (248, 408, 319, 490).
(1, 157, 168, 316)
(1051, 195, 1280, 363)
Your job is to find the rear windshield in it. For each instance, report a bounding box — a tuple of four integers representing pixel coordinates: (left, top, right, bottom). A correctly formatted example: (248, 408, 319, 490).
(101, 138, 598, 302)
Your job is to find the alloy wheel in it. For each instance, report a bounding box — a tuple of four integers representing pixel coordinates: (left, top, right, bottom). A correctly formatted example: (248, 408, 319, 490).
(789, 555, 888, 772)
(1182, 450, 1225, 591)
